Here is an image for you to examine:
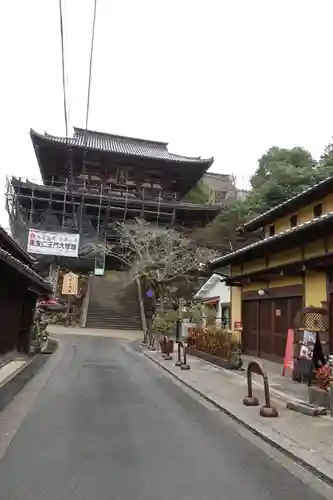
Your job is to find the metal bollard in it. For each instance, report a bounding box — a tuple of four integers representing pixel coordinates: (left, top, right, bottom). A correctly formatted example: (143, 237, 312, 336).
(147, 327, 156, 351)
(140, 329, 148, 346)
(175, 341, 183, 366)
(177, 341, 190, 370)
(162, 336, 173, 360)
(162, 336, 172, 361)
(243, 360, 278, 417)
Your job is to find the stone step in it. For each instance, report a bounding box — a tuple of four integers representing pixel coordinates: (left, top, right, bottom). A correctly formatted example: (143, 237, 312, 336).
(86, 318, 141, 325)
(86, 317, 141, 323)
(88, 308, 140, 315)
(87, 314, 141, 320)
(89, 299, 138, 305)
(88, 306, 140, 311)
(89, 293, 138, 299)
(85, 324, 142, 330)
(86, 273, 141, 330)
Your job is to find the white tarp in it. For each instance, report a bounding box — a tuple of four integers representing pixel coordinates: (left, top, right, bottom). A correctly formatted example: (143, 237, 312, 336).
(27, 230, 80, 257)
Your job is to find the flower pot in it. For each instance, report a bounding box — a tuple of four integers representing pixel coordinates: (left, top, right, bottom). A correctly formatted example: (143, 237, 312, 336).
(159, 339, 174, 354)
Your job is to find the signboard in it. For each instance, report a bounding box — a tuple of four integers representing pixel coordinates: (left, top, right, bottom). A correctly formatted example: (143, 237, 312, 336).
(28, 230, 79, 257)
(282, 328, 294, 376)
(62, 272, 79, 296)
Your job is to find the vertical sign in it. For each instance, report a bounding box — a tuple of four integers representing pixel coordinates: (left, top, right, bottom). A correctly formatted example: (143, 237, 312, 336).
(62, 272, 79, 296)
(282, 328, 294, 376)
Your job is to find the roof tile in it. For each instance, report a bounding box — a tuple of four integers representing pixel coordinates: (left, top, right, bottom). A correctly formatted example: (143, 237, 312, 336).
(210, 210, 333, 268)
(0, 247, 52, 293)
(31, 127, 213, 166)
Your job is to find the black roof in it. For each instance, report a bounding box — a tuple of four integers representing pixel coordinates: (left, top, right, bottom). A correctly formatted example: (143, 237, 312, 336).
(209, 209, 333, 269)
(30, 127, 214, 166)
(0, 226, 51, 294)
(0, 226, 33, 265)
(243, 175, 333, 232)
(0, 246, 52, 294)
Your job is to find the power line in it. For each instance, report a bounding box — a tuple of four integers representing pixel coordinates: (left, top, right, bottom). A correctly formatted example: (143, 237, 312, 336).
(85, 0, 98, 131)
(58, 0, 68, 137)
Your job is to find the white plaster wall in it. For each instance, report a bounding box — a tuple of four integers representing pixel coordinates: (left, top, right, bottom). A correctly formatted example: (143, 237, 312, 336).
(198, 280, 230, 304)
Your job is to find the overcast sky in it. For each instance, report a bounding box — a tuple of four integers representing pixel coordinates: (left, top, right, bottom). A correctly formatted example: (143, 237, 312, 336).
(1, 0, 333, 227)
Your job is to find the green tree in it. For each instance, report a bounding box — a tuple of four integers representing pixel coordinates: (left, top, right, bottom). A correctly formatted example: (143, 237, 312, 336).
(183, 180, 210, 204)
(252, 146, 316, 190)
(316, 142, 333, 181)
(207, 146, 319, 251)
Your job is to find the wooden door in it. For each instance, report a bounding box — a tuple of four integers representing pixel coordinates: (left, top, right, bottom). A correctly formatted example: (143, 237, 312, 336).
(242, 300, 259, 356)
(243, 296, 302, 361)
(273, 296, 302, 361)
(258, 300, 273, 359)
(273, 298, 290, 360)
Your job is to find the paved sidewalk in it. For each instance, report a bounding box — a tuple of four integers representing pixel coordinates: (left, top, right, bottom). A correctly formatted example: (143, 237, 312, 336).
(144, 348, 333, 484)
(241, 355, 309, 403)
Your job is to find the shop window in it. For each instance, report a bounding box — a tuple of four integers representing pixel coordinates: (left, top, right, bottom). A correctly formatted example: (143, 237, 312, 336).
(313, 203, 322, 218)
(290, 214, 298, 228)
(269, 225, 275, 237)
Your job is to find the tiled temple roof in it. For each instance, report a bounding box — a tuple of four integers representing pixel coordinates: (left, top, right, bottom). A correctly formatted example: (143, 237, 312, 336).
(31, 127, 213, 166)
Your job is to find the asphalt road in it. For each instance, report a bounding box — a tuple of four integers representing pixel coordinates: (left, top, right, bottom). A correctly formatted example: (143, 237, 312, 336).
(0, 335, 328, 499)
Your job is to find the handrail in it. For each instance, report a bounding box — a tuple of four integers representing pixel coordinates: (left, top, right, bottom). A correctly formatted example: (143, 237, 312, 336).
(81, 272, 94, 327)
(136, 277, 147, 338)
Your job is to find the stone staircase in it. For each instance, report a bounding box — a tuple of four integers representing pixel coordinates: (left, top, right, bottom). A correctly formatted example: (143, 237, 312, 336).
(85, 272, 142, 330)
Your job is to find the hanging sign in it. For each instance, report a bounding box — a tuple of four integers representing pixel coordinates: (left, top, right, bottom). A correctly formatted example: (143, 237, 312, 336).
(62, 272, 79, 296)
(27, 230, 80, 257)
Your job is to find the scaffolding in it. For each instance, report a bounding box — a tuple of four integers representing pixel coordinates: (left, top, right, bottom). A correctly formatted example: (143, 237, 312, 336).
(7, 176, 217, 261)
(4, 176, 221, 275)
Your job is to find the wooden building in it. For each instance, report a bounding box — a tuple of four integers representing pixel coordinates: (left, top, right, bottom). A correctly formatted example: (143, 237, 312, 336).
(6, 127, 220, 272)
(0, 226, 51, 355)
(209, 175, 333, 362)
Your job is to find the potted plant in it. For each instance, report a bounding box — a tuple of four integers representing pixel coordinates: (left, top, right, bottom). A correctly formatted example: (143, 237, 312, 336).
(30, 309, 50, 354)
(228, 333, 243, 370)
(316, 364, 331, 391)
(152, 310, 178, 353)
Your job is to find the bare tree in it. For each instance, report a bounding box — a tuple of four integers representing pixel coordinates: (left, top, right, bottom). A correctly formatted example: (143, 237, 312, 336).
(105, 219, 218, 290)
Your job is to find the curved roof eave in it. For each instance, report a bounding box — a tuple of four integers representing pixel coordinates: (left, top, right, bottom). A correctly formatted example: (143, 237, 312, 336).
(242, 175, 333, 232)
(30, 129, 214, 168)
